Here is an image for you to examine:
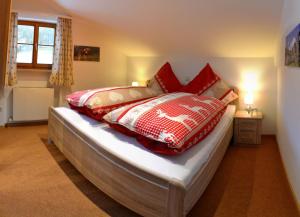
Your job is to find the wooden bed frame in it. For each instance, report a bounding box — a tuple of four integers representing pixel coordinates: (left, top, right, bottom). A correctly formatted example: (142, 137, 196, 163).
(48, 107, 234, 217)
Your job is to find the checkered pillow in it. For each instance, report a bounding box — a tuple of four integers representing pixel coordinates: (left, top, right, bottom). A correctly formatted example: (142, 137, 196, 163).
(104, 93, 226, 155)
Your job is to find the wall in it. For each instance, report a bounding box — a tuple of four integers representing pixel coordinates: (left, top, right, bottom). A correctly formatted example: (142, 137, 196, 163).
(54, 0, 283, 58)
(0, 1, 128, 125)
(72, 18, 127, 91)
(276, 0, 300, 207)
(127, 56, 277, 134)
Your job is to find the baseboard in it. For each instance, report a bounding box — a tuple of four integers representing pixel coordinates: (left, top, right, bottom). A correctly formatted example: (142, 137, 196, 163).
(276, 136, 300, 213)
(5, 120, 48, 127)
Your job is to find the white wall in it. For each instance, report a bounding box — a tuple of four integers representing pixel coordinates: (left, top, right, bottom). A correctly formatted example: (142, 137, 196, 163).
(72, 18, 127, 91)
(277, 0, 300, 207)
(54, 0, 283, 57)
(0, 69, 51, 124)
(0, 0, 128, 125)
(127, 56, 277, 134)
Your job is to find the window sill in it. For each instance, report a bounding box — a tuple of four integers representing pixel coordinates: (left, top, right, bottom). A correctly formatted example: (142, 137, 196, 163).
(17, 65, 52, 70)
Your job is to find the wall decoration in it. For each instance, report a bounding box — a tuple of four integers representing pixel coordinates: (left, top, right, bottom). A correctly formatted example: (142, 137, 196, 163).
(285, 24, 300, 67)
(74, 45, 100, 62)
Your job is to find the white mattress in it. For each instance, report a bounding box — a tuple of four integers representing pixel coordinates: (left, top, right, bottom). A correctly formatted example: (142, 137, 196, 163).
(54, 105, 236, 187)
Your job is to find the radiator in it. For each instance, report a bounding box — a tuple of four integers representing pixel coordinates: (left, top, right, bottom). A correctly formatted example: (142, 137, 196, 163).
(13, 87, 54, 121)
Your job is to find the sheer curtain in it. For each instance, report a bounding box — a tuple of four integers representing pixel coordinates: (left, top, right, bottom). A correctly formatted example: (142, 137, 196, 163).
(5, 12, 18, 86)
(49, 17, 74, 87)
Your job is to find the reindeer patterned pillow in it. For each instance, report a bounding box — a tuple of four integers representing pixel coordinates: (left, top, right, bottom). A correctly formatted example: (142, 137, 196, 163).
(104, 92, 226, 154)
(66, 86, 161, 121)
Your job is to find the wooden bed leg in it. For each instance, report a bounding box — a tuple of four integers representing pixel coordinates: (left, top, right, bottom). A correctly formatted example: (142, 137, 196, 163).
(167, 179, 185, 217)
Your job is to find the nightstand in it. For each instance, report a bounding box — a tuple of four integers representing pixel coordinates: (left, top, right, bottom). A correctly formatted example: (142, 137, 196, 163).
(234, 110, 263, 145)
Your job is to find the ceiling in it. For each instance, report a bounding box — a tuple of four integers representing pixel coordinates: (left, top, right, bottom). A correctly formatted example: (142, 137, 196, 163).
(13, 0, 284, 57)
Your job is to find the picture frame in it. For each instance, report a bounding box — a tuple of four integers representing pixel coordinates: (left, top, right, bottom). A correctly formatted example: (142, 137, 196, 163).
(74, 45, 100, 62)
(285, 24, 300, 67)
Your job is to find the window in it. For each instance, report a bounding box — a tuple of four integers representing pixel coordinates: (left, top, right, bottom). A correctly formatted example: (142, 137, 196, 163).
(17, 21, 56, 69)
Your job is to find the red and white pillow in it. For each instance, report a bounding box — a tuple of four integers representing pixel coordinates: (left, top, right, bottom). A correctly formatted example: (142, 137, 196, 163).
(201, 80, 238, 105)
(219, 89, 239, 105)
(66, 86, 161, 121)
(104, 93, 226, 155)
(180, 63, 238, 105)
(148, 62, 183, 93)
(180, 63, 220, 95)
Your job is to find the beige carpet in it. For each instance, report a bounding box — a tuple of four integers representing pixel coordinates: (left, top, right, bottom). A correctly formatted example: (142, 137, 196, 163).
(0, 125, 299, 217)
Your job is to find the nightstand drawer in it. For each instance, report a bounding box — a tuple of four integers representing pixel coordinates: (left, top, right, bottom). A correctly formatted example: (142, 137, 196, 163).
(234, 111, 263, 145)
(238, 119, 257, 130)
(238, 131, 257, 144)
(237, 136, 257, 144)
(239, 128, 256, 134)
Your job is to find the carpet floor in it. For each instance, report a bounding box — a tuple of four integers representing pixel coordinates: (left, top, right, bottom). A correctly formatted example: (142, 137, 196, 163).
(0, 125, 299, 217)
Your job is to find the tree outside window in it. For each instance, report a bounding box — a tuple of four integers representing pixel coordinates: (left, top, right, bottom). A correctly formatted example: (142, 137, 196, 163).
(17, 21, 56, 69)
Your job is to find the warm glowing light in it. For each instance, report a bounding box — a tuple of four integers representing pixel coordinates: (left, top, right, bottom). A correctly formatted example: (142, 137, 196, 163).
(243, 72, 258, 92)
(131, 81, 139, 86)
(240, 69, 261, 111)
(244, 91, 254, 105)
(137, 67, 147, 76)
(139, 80, 148, 86)
(132, 61, 152, 82)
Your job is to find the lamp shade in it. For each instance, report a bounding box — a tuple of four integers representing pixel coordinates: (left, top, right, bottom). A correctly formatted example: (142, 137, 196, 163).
(244, 92, 254, 105)
(131, 81, 139, 86)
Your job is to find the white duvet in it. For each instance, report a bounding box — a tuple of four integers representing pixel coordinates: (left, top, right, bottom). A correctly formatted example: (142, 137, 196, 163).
(54, 105, 236, 187)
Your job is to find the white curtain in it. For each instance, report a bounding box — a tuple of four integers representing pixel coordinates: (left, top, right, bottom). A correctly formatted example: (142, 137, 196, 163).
(49, 17, 74, 87)
(5, 12, 18, 86)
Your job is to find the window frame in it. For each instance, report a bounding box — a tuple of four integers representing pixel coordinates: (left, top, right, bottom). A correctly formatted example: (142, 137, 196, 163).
(17, 20, 56, 70)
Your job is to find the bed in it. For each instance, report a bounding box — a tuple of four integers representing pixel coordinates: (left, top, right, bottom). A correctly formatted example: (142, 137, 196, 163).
(48, 104, 236, 217)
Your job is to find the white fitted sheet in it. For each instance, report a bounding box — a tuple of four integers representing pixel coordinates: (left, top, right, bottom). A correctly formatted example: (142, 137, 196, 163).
(54, 105, 236, 187)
